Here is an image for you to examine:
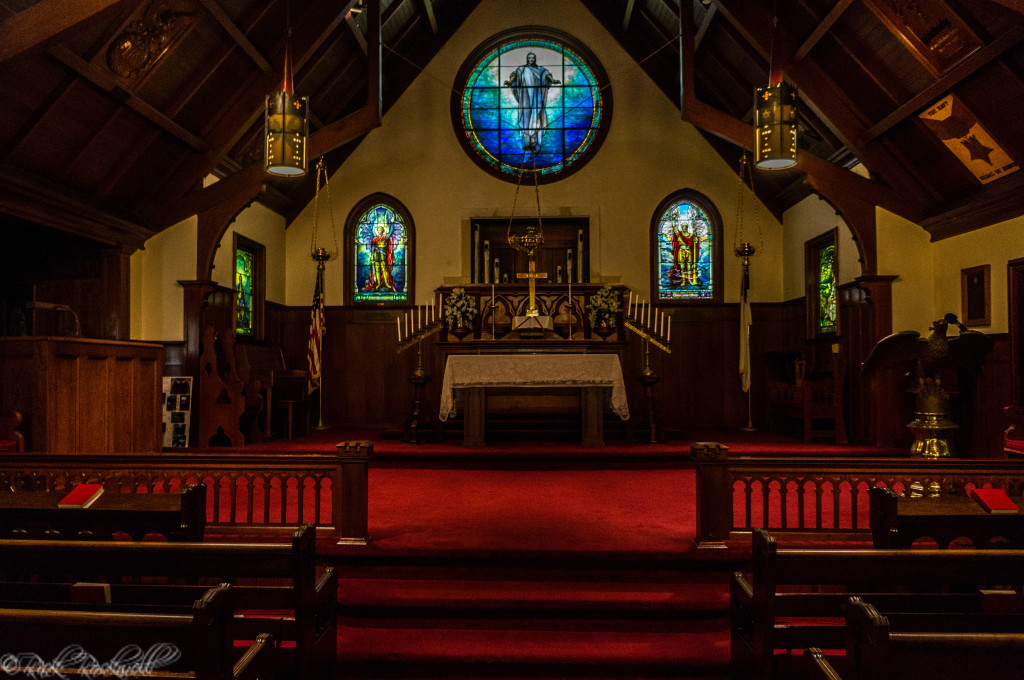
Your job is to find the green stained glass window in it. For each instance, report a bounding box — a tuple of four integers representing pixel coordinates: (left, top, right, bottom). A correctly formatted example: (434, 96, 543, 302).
(235, 247, 254, 336)
(352, 202, 410, 304)
(818, 244, 836, 333)
(651, 190, 722, 303)
(452, 29, 611, 183)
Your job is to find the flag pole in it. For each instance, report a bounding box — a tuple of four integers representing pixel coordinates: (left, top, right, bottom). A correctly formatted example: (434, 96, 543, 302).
(311, 248, 331, 430)
(737, 241, 756, 432)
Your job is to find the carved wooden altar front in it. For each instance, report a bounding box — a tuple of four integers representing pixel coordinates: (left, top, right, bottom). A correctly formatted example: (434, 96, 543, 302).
(437, 283, 627, 343)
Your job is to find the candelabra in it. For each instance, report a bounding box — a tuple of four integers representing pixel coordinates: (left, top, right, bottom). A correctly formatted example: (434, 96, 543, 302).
(623, 292, 672, 443)
(396, 304, 443, 444)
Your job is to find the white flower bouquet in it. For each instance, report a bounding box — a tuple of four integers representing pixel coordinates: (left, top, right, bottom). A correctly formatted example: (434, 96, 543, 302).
(587, 284, 621, 328)
(444, 287, 477, 328)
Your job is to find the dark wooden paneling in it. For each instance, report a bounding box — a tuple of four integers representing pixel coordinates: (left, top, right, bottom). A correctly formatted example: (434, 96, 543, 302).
(0, 337, 163, 453)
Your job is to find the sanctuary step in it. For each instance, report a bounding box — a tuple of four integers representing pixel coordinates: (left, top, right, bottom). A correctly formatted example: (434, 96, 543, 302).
(332, 551, 737, 679)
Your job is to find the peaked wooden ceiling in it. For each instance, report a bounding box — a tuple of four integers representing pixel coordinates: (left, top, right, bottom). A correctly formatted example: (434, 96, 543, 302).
(1, 0, 1022, 253)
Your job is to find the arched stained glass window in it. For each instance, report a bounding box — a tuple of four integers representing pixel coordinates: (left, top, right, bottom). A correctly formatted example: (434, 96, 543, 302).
(650, 190, 722, 303)
(233, 234, 264, 338)
(346, 194, 414, 306)
(818, 244, 837, 333)
(235, 248, 253, 335)
(805, 229, 837, 336)
(452, 28, 611, 183)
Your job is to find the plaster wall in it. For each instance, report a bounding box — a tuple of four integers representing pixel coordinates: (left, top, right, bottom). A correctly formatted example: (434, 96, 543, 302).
(283, 0, 783, 308)
(781, 195, 862, 302)
(130, 216, 196, 342)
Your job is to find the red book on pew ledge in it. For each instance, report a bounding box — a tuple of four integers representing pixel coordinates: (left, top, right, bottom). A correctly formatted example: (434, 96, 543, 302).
(58, 484, 105, 509)
(969, 487, 1020, 514)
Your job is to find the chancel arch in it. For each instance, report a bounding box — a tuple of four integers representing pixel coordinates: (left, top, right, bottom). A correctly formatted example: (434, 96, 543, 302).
(649, 189, 723, 304)
(344, 193, 415, 307)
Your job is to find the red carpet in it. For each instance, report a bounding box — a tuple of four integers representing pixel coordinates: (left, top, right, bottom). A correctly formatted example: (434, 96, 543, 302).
(209, 427, 894, 678)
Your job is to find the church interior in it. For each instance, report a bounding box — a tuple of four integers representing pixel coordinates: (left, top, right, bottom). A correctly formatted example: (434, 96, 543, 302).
(1, 0, 1024, 678)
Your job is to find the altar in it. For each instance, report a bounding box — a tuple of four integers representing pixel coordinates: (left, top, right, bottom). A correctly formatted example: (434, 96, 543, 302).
(439, 353, 630, 447)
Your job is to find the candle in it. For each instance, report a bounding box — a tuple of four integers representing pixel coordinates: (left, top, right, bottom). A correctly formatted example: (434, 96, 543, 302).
(396, 316, 402, 341)
(492, 282, 495, 307)
(419, 304, 423, 329)
(660, 310, 665, 336)
(667, 317, 671, 343)
(405, 312, 410, 337)
(643, 300, 648, 328)
(627, 291, 633, 319)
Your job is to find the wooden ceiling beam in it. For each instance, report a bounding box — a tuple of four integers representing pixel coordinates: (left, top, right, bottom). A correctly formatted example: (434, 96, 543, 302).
(863, 24, 1024, 141)
(49, 45, 206, 151)
(714, 0, 932, 212)
(792, 0, 853, 62)
(309, 0, 382, 158)
(143, 0, 347, 227)
(421, 0, 438, 35)
(623, 0, 637, 32)
(694, 5, 716, 51)
(990, 0, 1024, 14)
(0, 0, 133, 64)
(197, 0, 272, 72)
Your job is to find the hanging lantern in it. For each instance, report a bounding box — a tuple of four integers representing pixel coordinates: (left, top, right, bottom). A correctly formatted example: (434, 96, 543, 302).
(754, 82, 798, 170)
(264, 44, 308, 176)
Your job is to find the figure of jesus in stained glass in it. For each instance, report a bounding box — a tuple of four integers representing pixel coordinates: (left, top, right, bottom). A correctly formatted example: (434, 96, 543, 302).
(503, 51, 561, 152)
(456, 36, 607, 180)
(353, 204, 408, 304)
(656, 202, 713, 300)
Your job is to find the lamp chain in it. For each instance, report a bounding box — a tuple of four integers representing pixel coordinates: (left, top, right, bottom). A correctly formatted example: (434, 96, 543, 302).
(310, 157, 339, 260)
(733, 154, 764, 256)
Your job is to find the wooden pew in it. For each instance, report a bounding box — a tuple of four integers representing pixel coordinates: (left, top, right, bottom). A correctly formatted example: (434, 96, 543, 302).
(869, 485, 1024, 549)
(0, 525, 336, 680)
(802, 648, 844, 680)
(843, 596, 1024, 680)
(0, 483, 205, 541)
(731, 528, 1024, 680)
(0, 584, 276, 680)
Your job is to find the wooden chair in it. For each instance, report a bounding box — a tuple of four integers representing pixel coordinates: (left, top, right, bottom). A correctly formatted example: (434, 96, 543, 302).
(0, 410, 24, 452)
(1005, 405, 1024, 457)
(767, 354, 848, 444)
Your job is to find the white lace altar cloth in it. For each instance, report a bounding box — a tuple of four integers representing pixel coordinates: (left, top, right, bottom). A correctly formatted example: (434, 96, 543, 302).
(439, 353, 630, 422)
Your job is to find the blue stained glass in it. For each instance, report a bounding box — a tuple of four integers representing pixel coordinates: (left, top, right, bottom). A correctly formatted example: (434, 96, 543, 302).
(655, 202, 715, 301)
(353, 204, 409, 304)
(470, 86, 501, 112)
(457, 36, 606, 180)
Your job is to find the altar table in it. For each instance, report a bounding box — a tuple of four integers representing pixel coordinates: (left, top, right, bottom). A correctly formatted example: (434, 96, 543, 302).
(439, 354, 630, 447)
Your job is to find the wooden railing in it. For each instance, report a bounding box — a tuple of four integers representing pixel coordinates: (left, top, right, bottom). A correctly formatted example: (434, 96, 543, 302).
(692, 442, 1024, 548)
(0, 441, 373, 544)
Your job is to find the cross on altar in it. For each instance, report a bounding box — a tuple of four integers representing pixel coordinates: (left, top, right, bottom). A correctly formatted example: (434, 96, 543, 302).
(516, 258, 547, 317)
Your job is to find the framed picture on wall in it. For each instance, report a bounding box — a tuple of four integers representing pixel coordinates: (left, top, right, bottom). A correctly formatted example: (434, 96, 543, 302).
(961, 264, 990, 326)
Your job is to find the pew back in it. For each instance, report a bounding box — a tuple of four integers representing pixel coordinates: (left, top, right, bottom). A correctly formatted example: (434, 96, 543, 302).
(731, 528, 1024, 680)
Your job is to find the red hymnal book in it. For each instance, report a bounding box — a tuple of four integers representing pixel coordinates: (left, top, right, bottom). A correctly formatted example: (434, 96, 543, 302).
(969, 487, 1019, 514)
(58, 484, 104, 509)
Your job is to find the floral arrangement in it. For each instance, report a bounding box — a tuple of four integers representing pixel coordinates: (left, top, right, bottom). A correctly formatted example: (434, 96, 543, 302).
(444, 287, 477, 329)
(587, 284, 621, 328)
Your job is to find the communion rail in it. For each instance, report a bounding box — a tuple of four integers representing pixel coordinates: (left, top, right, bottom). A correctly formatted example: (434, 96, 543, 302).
(0, 441, 372, 544)
(692, 443, 1024, 549)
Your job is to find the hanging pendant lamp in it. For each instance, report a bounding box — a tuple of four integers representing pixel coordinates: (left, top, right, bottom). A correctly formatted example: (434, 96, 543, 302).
(754, 82, 798, 170)
(754, 6, 798, 170)
(265, 36, 308, 176)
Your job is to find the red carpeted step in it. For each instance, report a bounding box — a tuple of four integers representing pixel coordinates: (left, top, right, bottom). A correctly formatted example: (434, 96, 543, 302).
(339, 626, 731, 679)
(341, 578, 728, 611)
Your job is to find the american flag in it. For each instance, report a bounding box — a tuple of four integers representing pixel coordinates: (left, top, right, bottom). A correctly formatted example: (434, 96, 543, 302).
(307, 267, 325, 394)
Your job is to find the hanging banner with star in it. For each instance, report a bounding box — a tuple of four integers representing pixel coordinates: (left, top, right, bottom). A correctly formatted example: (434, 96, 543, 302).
(918, 94, 1018, 184)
